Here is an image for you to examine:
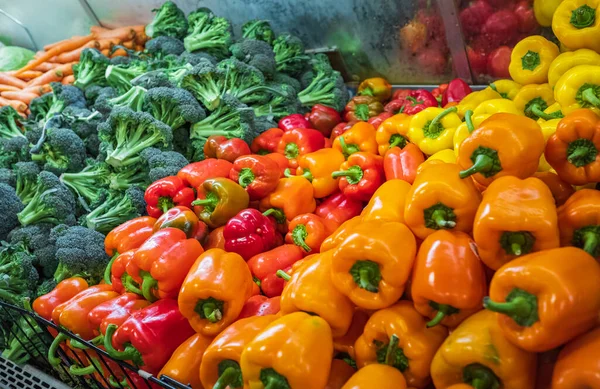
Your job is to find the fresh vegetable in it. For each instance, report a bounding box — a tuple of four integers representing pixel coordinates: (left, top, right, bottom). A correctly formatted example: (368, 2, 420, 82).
(223, 208, 278, 260)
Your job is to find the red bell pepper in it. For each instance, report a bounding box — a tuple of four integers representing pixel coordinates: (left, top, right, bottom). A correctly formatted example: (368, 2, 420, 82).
(88, 293, 150, 337)
(383, 144, 426, 184)
(332, 152, 385, 202)
(314, 192, 363, 232)
(229, 155, 281, 200)
(238, 295, 281, 320)
(442, 79, 472, 106)
(153, 206, 208, 242)
(278, 113, 311, 131)
(405, 90, 439, 115)
(330, 122, 354, 141)
(276, 128, 325, 169)
(264, 152, 290, 177)
(285, 213, 331, 253)
(144, 176, 195, 218)
(432, 84, 448, 103)
(467, 46, 488, 76)
(223, 208, 278, 260)
(247, 245, 304, 297)
(111, 251, 140, 295)
(384, 99, 407, 115)
(487, 46, 512, 78)
(203, 135, 251, 162)
(514, 0, 538, 34)
(104, 216, 156, 257)
(177, 159, 233, 189)
(417, 47, 448, 75)
(459, 0, 494, 39)
(251, 128, 284, 155)
(367, 112, 393, 129)
(392, 89, 411, 100)
(103, 299, 195, 374)
(308, 104, 342, 137)
(481, 10, 518, 47)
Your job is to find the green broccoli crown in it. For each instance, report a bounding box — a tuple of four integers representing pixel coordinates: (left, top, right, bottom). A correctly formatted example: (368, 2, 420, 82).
(46, 83, 87, 120)
(98, 107, 173, 168)
(145, 87, 206, 130)
(230, 39, 276, 78)
(30, 127, 87, 175)
(13, 162, 40, 204)
(8, 223, 57, 278)
(0, 106, 26, 140)
(105, 61, 150, 93)
(298, 69, 348, 112)
(146, 36, 185, 58)
(254, 116, 278, 134)
(93, 87, 119, 115)
(217, 58, 270, 104)
(181, 59, 224, 111)
(179, 51, 217, 66)
(84, 186, 146, 234)
(273, 33, 310, 75)
(28, 94, 53, 123)
(73, 48, 110, 90)
(60, 158, 112, 207)
(51, 224, 110, 284)
(0, 168, 15, 187)
(0, 137, 30, 169)
(131, 70, 175, 89)
(145, 1, 188, 39)
(184, 8, 232, 58)
(142, 147, 189, 182)
(272, 72, 302, 92)
(253, 82, 301, 120)
(0, 184, 23, 241)
(242, 20, 276, 45)
(17, 171, 76, 227)
(0, 243, 39, 304)
(106, 85, 148, 112)
(36, 278, 58, 298)
(60, 107, 102, 157)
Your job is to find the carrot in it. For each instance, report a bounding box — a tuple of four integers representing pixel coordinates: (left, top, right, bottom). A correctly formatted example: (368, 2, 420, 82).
(62, 75, 75, 84)
(96, 25, 144, 41)
(1, 91, 40, 104)
(101, 49, 110, 56)
(33, 62, 62, 72)
(98, 38, 122, 50)
(111, 48, 128, 58)
(122, 40, 135, 49)
(0, 85, 20, 92)
(15, 35, 94, 75)
(55, 40, 103, 63)
(15, 70, 43, 80)
(43, 35, 86, 51)
(23, 84, 52, 95)
(0, 73, 27, 89)
(90, 25, 110, 35)
(27, 63, 73, 87)
(0, 97, 27, 112)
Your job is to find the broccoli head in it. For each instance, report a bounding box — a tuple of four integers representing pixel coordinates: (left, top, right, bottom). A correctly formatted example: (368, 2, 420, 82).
(272, 72, 302, 92)
(183, 8, 232, 58)
(9, 223, 57, 278)
(60, 159, 112, 208)
(51, 225, 110, 284)
(181, 59, 223, 111)
(230, 39, 276, 78)
(0, 106, 26, 140)
(0, 244, 39, 305)
(36, 278, 57, 298)
(254, 116, 278, 134)
(145, 1, 188, 39)
(0, 184, 23, 241)
(13, 162, 40, 205)
(48, 83, 87, 120)
(0, 168, 14, 187)
(30, 127, 86, 175)
(179, 51, 217, 66)
(106, 85, 148, 112)
(73, 48, 110, 90)
(17, 171, 76, 226)
(131, 71, 175, 89)
(273, 33, 310, 75)
(92, 87, 119, 115)
(60, 106, 102, 157)
(84, 186, 146, 234)
(298, 68, 348, 112)
(98, 107, 173, 168)
(146, 36, 185, 58)
(141, 147, 189, 182)
(217, 58, 273, 105)
(172, 125, 193, 161)
(253, 83, 301, 120)
(242, 20, 276, 45)
(105, 61, 150, 94)
(145, 87, 205, 130)
(0, 137, 29, 169)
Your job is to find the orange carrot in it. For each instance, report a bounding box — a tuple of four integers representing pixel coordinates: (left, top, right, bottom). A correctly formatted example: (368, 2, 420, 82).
(1, 91, 40, 104)
(98, 38, 122, 50)
(55, 40, 103, 63)
(23, 84, 52, 95)
(0, 96, 27, 112)
(111, 48, 128, 58)
(122, 40, 135, 49)
(27, 63, 73, 87)
(62, 75, 75, 84)
(15, 35, 94, 74)
(33, 62, 62, 72)
(15, 70, 43, 80)
(101, 49, 110, 56)
(96, 25, 144, 41)
(0, 73, 27, 89)
(0, 85, 20, 92)
(43, 35, 86, 51)
(90, 25, 110, 35)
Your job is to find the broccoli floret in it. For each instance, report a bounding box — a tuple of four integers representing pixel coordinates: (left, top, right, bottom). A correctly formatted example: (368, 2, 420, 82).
(131, 71, 174, 89)
(51, 225, 110, 284)
(299, 54, 335, 88)
(298, 68, 348, 112)
(217, 58, 274, 105)
(28, 94, 53, 123)
(17, 171, 76, 227)
(145, 1, 188, 39)
(9, 224, 57, 278)
(273, 34, 310, 75)
(181, 59, 223, 111)
(0, 137, 29, 169)
(146, 36, 185, 58)
(106, 86, 147, 112)
(73, 48, 110, 90)
(92, 87, 119, 115)
(83, 85, 105, 102)
(183, 8, 232, 58)
(0, 244, 39, 304)
(48, 83, 87, 120)
(84, 187, 146, 234)
(13, 162, 40, 204)
(242, 20, 276, 45)
(254, 116, 278, 134)
(273, 72, 302, 92)
(0, 184, 23, 241)
(0, 106, 26, 140)
(30, 127, 86, 175)
(110, 56, 133, 66)
(253, 83, 301, 120)
(108, 165, 149, 192)
(60, 106, 102, 157)
(141, 147, 189, 182)
(105, 61, 149, 93)
(230, 39, 276, 78)
(0, 168, 14, 187)
(60, 159, 112, 207)
(36, 278, 57, 298)
(98, 107, 173, 168)
(145, 87, 205, 130)
(172, 126, 193, 160)
(179, 51, 217, 66)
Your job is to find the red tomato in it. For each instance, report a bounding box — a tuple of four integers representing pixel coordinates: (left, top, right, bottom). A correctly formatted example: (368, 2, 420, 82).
(514, 0, 539, 33)
(481, 10, 519, 47)
(487, 46, 512, 78)
(417, 47, 448, 75)
(467, 46, 488, 76)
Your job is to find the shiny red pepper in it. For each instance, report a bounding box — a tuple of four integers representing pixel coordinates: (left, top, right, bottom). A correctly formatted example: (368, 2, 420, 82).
(404, 89, 439, 115)
(238, 295, 281, 319)
(330, 122, 354, 141)
(332, 152, 385, 202)
(383, 144, 426, 184)
(276, 128, 325, 169)
(251, 128, 284, 155)
(88, 293, 150, 336)
(367, 112, 393, 129)
(203, 135, 251, 162)
(177, 159, 233, 189)
(308, 104, 342, 137)
(432, 84, 448, 103)
(111, 251, 140, 295)
(314, 192, 363, 232)
(153, 206, 207, 241)
(459, 0, 494, 39)
(144, 176, 195, 218)
(104, 216, 156, 256)
(229, 155, 281, 200)
(223, 208, 279, 260)
(384, 99, 408, 114)
(247, 245, 304, 297)
(264, 153, 290, 177)
(285, 213, 331, 253)
(278, 113, 311, 131)
(442, 79, 472, 106)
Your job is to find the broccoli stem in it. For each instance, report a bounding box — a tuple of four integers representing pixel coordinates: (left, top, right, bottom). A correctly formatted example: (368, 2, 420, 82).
(105, 128, 165, 168)
(0, 119, 26, 139)
(61, 167, 110, 205)
(18, 188, 60, 226)
(184, 31, 227, 53)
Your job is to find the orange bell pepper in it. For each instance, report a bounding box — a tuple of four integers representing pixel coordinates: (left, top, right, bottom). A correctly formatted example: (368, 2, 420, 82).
(484, 247, 600, 352)
(240, 312, 333, 389)
(200, 315, 277, 389)
(289, 148, 345, 198)
(358, 77, 392, 102)
(431, 310, 537, 389)
(178, 248, 254, 336)
(33, 277, 88, 321)
(557, 189, 600, 258)
(320, 217, 363, 253)
(360, 179, 412, 224)
(332, 152, 385, 202)
(285, 213, 332, 254)
(333, 310, 370, 360)
(158, 333, 213, 389)
(104, 216, 157, 256)
(326, 359, 356, 389)
(259, 177, 316, 222)
(205, 226, 226, 250)
(383, 144, 425, 184)
(533, 171, 575, 206)
(545, 109, 600, 185)
(280, 251, 354, 337)
(473, 176, 560, 270)
(331, 220, 417, 310)
(375, 114, 411, 155)
(354, 301, 447, 388)
(551, 327, 600, 389)
(341, 364, 408, 389)
(458, 113, 545, 187)
(404, 162, 482, 240)
(411, 230, 487, 328)
(333, 122, 378, 158)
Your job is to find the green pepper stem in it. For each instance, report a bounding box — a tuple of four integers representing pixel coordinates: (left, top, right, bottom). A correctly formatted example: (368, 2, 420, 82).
(261, 368, 291, 389)
(465, 110, 474, 133)
(213, 367, 242, 389)
(103, 252, 118, 285)
(69, 363, 97, 376)
(582, 88, 600, 108)
(530, 104, 559, 121)
(48, 333, 68, 366)
(70, 335, 103, 350)
(331, 165, 364, 185)
(140, 271, 158, 303)
(463, 363, 502, 389)
(238, 168, 255, 188)
(192, 197, 217, 207)
(103, 324, 141, 364)
(430, 209, 457, 229)
(571, 5, 596, 29)
(428, 107, 458, 133)
(359, 87, 374, 97)
(285, 142, 299, 159)
(338, 136, 360, 158)
(354, 104, 371, 121)
(158, 197, 174, 213)
(200, 301, 223, 323)
(349, 260, 381, 293)
(484, 296, 535, 323)
(292, 224, 311, 252)
(583, 230, 599, 257)
(384, 334, 399, 366)
(108, 376, 128, 388)
(388, 134, 407, 149)
(263, 208, 286, 224)
(459, 154, 494, 179)
(427, 311, 446, 328)
(276, 269, 291, 281)
(123, 275, 142, 296)
(406, 96, 422, 105)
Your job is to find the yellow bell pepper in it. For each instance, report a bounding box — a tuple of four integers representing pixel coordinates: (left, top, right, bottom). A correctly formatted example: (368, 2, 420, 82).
(471, 99, 522, 127)
(554, 64, 600, 115)
(513, 84, 556, 120)
(488, 80, 522, 100)
(408, 107, 462, 156)
(536, 103, 562, 172)
(509, 36, 559, 85)
(552, 0, 600, 53)
(428, 149, 456, 164)
(548, 49, 600, 87)
(456, 89, 502, 118)
(535, 0, 564, 26)
(452, 110, 475, 158)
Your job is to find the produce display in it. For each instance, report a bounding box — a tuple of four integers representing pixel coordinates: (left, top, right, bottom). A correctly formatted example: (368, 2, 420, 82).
(1, 0, 600, 389)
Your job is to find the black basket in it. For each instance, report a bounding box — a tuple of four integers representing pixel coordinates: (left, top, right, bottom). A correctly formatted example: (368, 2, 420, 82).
(0, 301, 192, 389)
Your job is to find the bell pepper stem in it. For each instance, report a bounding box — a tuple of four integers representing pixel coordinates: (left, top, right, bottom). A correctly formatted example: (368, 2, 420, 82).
(331, 165, 364, 185)
(48, 333, 68, 366)
(384, 334, 399, 366)
(203, 303, 222, 323)
(428, 107, 458, 133)
(571, 5, 596, 29)
(284, 142, 299, 159)
(103, 252, 118, 285)
(388, 134, 407, 149)
(109, 376, 128, 388)
(140, 271, 158, 303)
(463, 363, 501, 389)
(465, 110, 474, 133)
(483, 288, 539, 327)
(123, 275, 142, 296)
(500, 231, 535, 256)
(69, 363, 97, 376)
(582, 230, 599, 256)
(263, 208, 286, 224)
(427, 311, 446, 328)
(459, 154, 494, 179)
(582, 88, 600, 108)
(158, 196, 174, 214)
(292, 224, 311, 252)
(349, 260, 381, 293)
(196, 298, 224, 323)
(192, 196, 218, 207)
(213, 366, 243, 389)
(238, 168, 255, 188)
(430, 209, 457, 229)
(103, 324, 142, 365)
(338, 136, 360, 158)
(276, 269, 291, 281)
(70, 334, 103, 349)
(260, 368, 291, 389)
(528, 104, 556, 121)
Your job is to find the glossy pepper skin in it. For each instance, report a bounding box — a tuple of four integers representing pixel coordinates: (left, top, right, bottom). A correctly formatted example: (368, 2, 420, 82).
(473, 176, 559, 270)
(534, 0, 563, 26)
(192, 178, 249, 228)
(342, 364, 407, 389)
(33, 278, 89, 321)
(411, 230, 487, 328)
(354, 301, 447, 388)
(308, 104, 343, 137)
(333, 310, 369, 360)
(375, 114, 411, 156)
(223, 209, 278, 260)
(326, 359, 356, 389)
(442, 79, 472, 106)
(278, 113, 311, 131)
(488, 79, 522, 100)
(408, 107, 462, 156)
(280, 252, 354, 337)
(315, 192, 363, 233)
(177, 159, 233, 189)
(288, 148, 345, 198)
(552, 0, 600, 53)
(383, 144, 425, 184)
(131, 227, 204, 302)
(104, 216, 156, 257)
(471, 98, 523, 126)
(331, 220, 417, 310)
(144, 176, 195, 218)
(229, 155, 281, 201)
(153, 206, 205, 240)
(251, 128, 284, 155)
(361, 179, 412, 225)
(178, 249, 254, 336)
(345, 95, 384, 122)
(276, 128, 325, 169)
(404, 90, 439, 115)
(545, 109, 600, 185)
(333, 152, 384, 202)
(458, 113, 545, 187)
(247, 244, 304, 297)
(104, 299, 195, 374)
(203, 135, 251, 162)
(158, 333, 213, 389)
(556, 64, 600, 115)
(259, 177, 316, 222)
(238, 295, 281, 319)
(333, 122, 379, 159)
(285, 213, 332, 253)
(431, 310, 537, 389)
(112, 251, 140, 295)
(509, 36, 559, 85)
(548, 49, 600, 87)
(552, 327, 600, 389)
(484, 247, 600, 352)
(533, 171, 575, 206)
(88, 293, 149, 336)
(357, 77, 392, 102)
(241, 312, 334, 389)
(404, 162, 482, 240)
(456, 89, 502, 118)
(557, 189, 600, 257)
(513, 83, 556, 121)
(200, 315, 277, 389)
